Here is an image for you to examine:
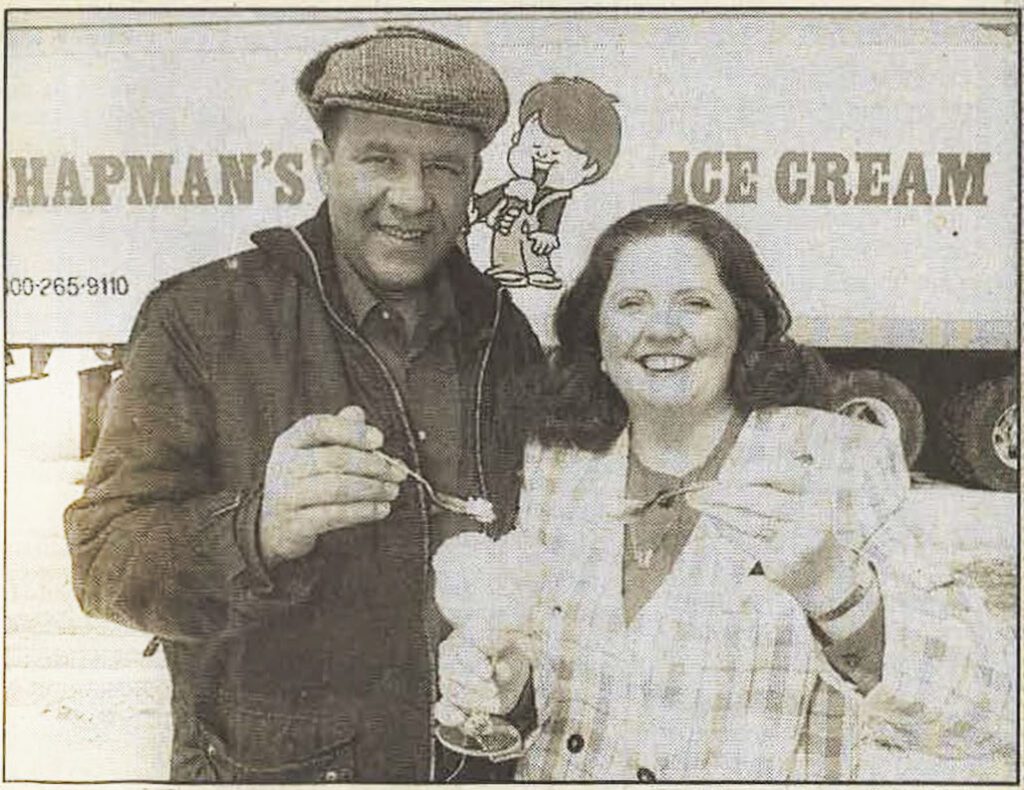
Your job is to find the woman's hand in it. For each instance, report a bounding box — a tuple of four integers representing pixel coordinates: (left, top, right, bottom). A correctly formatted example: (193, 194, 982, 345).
(686, 455, 867, 617)
(435, 628, 531, 727)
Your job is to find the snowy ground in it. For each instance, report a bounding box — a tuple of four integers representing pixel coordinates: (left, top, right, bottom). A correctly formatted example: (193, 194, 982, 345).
(4, 350, 173, 781)
(3, 349, 1018, 781)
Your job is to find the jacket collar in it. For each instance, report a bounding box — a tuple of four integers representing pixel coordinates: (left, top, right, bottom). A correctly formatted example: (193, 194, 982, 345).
(251, 201, 503, 350)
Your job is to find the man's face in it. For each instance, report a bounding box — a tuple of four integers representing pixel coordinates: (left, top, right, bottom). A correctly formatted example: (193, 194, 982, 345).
(312, 109, 480, 292)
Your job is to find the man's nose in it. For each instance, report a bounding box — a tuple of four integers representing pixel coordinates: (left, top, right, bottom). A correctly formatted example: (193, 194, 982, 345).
(388, 166, 434, 215)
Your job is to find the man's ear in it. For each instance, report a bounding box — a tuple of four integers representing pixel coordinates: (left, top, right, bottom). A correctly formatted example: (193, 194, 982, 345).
(581, 160, 600, 182)
(310, 139, 331, 194)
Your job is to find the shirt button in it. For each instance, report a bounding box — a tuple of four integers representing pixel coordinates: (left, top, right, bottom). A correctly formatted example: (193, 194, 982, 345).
(416, 429, 427, 441)
(566, 733, 584, 753)
(637, 766, 657, 782)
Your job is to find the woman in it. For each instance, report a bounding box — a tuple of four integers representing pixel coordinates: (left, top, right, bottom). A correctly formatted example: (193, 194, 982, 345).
(435, 204, 1013, 781)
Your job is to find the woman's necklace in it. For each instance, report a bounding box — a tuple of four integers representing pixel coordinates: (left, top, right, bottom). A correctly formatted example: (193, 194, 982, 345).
(623, 474, 692, 569)
(624, 407, 745, 570)
(626, 522, 677, 569)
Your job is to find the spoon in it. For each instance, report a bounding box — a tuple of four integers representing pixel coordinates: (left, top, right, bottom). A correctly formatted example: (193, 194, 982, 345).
(616, 453, 816, 523)
(617, 480, 717, 522)
(374, 451, 496, 524)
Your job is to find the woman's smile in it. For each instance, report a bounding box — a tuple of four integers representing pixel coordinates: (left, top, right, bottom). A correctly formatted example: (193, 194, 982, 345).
(635, 353, 694, 373)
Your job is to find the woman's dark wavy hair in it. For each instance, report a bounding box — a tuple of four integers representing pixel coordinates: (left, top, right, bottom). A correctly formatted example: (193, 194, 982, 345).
(538, 203, 829, 451)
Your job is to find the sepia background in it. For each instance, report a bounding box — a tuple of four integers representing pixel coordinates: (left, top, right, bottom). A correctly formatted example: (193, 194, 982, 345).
(4, 8, 1018, 781)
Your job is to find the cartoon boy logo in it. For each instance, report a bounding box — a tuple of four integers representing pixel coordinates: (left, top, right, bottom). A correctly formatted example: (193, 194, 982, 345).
(473, 77, 621, 289)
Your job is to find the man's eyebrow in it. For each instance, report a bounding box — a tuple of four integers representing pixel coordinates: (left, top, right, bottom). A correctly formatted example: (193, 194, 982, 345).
(355, 142, 470, 164)
(429, 151, 472, 166)
(356, 141, 399, 155)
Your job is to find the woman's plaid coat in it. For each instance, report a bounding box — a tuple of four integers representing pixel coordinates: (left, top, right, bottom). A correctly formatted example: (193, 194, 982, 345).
(495, 407, 1014, 781)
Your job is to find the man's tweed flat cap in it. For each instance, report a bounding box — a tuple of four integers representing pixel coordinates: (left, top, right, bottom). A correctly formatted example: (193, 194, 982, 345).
(297, 26, 509, 144)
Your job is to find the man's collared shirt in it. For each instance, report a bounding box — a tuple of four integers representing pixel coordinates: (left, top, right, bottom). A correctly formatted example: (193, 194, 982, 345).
(330, 250, 473, 553)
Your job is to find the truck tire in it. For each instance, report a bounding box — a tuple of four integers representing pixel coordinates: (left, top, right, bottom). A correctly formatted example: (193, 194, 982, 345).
(825, 368, 925, 466)
(941, 376, 1018, 492)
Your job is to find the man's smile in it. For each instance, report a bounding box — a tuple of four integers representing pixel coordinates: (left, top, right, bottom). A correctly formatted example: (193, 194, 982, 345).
(375, 223, 430, 242)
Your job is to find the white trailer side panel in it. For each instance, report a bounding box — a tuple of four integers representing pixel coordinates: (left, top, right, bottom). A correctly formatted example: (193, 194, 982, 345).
(6, 11, 1017, 348)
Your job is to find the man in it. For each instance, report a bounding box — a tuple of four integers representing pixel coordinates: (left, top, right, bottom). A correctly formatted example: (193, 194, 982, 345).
(65, 27, 544, 782)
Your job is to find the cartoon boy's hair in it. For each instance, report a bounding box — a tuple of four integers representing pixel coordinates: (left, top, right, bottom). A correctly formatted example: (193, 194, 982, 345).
(519, 77, 621, 184)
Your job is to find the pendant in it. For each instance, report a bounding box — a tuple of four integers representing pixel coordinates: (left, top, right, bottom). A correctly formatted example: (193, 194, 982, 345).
(635, 547, 655, 569)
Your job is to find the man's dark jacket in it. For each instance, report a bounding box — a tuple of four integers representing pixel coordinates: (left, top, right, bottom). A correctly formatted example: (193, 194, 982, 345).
(64, 204, 544, 782)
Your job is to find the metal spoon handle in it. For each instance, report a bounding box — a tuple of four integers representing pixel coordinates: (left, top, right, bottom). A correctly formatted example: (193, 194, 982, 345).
(619, 480, 716, 521)
(373, 450, 437, 499)
(373, 450, 496, 524)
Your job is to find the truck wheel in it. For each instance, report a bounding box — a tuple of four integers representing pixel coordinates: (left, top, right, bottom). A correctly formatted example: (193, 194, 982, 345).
(941, 376, 1018, 492)
(826, 368, 925, 466)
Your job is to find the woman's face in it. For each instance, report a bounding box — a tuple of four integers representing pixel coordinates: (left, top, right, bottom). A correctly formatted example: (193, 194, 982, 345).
(598, 234, 740, 420)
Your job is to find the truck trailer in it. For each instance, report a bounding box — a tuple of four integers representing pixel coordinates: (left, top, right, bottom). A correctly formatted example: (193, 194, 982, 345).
(5, 9, 1018, 490)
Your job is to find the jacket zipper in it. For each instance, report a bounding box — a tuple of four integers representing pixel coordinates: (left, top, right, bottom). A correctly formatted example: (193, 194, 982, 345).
(474, 289, 504, 504)
(290, 227, 503, 778)
(290, 229, 424, 465)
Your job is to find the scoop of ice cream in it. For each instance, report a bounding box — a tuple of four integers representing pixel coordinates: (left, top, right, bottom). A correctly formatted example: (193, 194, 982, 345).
(433, 532, 497, 627)
(433, 529, 544, 640)
(503, 178, 538, 203)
